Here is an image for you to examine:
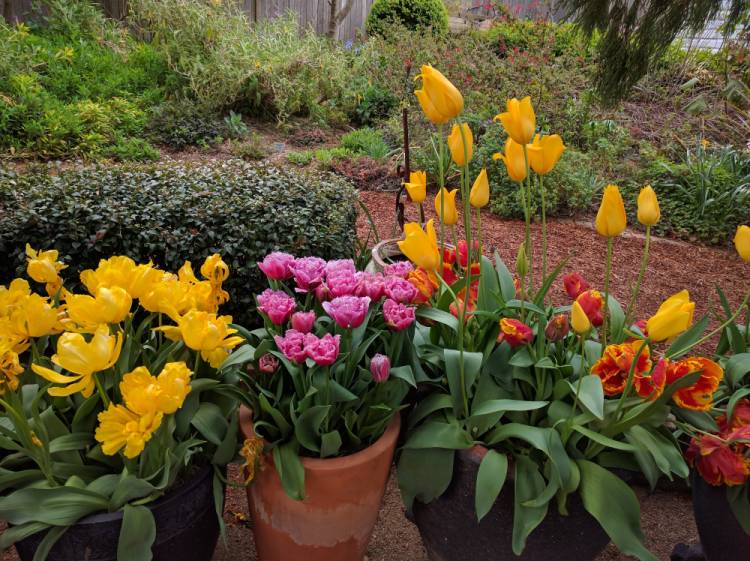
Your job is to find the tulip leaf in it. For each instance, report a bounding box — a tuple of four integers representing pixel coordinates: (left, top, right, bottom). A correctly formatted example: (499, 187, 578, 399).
(493, 251, 516, 302)
(389, 365, 416, 387)
(726, 353, 750, 388)
(606, 294, 625, 342)
(417, 307, 459, 332)
(665, 316, 709, 359)
(398, 447, 455, 510)
(512, 455, 548, 555)
(294, 405, 330, 453)
(568, 375, 605, 420)
(475, 449, 508, 522)
(571, 424, 635, 452)
(219, 344, 255, 372)
(191, 402, 228, 446)
(403, 420, 473, 450)
(407, 394, 453, 429)
(32, 526, 69, 561)
(117, 505, 156, 561)
(471, 399, 548, 417)
(444, 349, 483, 415)
(478, 255, 501, 311)
(577, 459, 659, 561)
(320, 430, 342, 458)
(273, 440, 306, 501)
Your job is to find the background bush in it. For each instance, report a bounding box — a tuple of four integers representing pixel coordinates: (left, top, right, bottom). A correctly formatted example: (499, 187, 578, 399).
(366, 0, 449, 37)
(0, 161, 358, 323)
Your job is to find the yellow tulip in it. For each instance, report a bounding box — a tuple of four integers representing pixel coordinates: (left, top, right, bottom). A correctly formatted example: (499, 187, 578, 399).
(404, 170, 427, 204)
(434, 188, 459, 226)
(9, 293, 63, 339)
(0, 279, 31, 318)
(0, 340, 23, 395)
(571, 300, 591, 334)
(200, 254, 229, 286)
(398, 219, 440, 271)
(95, 404, 163, 459)
(25, 244, 66, 285)
(32, 324, 123, 398)
(414, 65, 464, 125)
(595, 184, 627, 237)
(494, 97, 536, 145)
(448, 123, 473, 166)
(139, 277, 193, 319)
(646, 290, 695, 342)
(120, 362, 192, 416)
(80, 257, 164, 300)
(470, 169, 489, 208)
(637, 185, 661, 226)
(528, 134, 565, 175)
(735, 225, 750, 263)
(493, 138, 527, 183)
(65, 286, 132, 329)
(155, 310, 243, 361)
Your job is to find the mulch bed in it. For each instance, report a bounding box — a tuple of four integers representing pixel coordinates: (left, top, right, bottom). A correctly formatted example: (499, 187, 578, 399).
(3, 191, 747, 561)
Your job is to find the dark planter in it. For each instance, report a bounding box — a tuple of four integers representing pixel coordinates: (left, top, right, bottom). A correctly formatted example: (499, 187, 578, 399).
(412, 446, 611, 561)
(692, 472, 750, 561)
(15, 464, 221, 561)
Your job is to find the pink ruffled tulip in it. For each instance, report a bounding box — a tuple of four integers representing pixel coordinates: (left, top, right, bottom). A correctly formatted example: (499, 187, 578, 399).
(291, 311, 316, 333)
(257, 289, 296, 325)
(370, 354, 391, 383)
(258, 354, 279, 373)
(384, 276, 418, 304)
(322, 296, 371, 329)
(258, 252, 295, 280)
(325, 259, 356, 278)
(383, 261, 414, 278)
(327, 271, 359, 298)
(383, 299, 416, 331)
(273, 330, 308, 363)
(355, 272, 386, 301)
(305, 333, 341, 366)
(290, 257, 327, 293)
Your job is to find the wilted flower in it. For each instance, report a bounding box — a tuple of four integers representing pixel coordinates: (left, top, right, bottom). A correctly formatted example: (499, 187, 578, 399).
(563, 272, 590, 299)
(545, 314, 569, 342)
(258, 354, 279, 373)
(497, 318, 533, 347)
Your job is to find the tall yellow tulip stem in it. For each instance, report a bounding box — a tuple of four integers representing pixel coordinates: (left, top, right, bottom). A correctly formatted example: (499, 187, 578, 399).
(625, 225, 651, 325)
(522, 143, 533, 294)
(436, 124, 446, 281)
(602, 238, 614, 349)
(476, 207, 483, 261)
(94, 375, 110, 408)
(539, 174, 548, 279)
(457, 122, 473, 420)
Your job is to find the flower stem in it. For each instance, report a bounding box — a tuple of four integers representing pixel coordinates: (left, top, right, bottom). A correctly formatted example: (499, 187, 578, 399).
(436, 124, 446, 286)
(613, 339, 650, 420)
(602, 238, 613, 349)
(94, 375, 110, 408)
(539, 174, 548, 280)
(522, 143, 533, 294)
(457, 121, 472, 420)
(625, 225, 651, 325)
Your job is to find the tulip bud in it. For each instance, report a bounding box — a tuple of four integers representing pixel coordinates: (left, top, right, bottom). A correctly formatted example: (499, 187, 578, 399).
(493, 138, 527, 183)
(735, 225, 750, 263)
(414, 65, 464, 125)
(448, 123, 473, 166)
(404, 170, 427, 204)
(434, 188, 459, 226)
(516, 242, 528, 279)
(494, 97, 536, 145)
(529, 134, 565, 176)
(646, 290, 695, 342)
(370, 353, 391, 383)
(637, 185, 660, 226)
(545, 314, 570, 342)
(595, 184, 627, 237)
(571, 301, 591, 334)
(469, 168, 489, 209)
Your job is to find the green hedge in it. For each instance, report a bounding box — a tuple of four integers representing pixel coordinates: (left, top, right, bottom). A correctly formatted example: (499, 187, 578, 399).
(366, 0, 449, 37)
(0, 161, 358, 323)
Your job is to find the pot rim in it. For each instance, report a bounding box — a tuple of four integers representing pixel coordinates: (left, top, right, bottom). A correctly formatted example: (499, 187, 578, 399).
(54, 463, 214, 526)
(239, 405, 401, 472)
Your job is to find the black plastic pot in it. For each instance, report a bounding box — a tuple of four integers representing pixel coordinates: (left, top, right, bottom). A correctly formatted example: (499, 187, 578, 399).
(412, 447, 610, 561)
(15, 464, 221, 561)
(692, 472, 750, 561)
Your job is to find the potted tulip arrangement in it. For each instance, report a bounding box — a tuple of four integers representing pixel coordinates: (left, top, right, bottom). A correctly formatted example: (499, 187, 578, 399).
(237, 253, 418, 561)
(0, 248, 247, 561)
(678, 226, 750, 561)
(394, 65, 736, 561)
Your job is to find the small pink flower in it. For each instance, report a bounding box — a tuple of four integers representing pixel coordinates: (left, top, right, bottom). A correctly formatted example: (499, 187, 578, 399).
(258, 354, 279, 373)
(355, 272, 385, 301)
(327, 271, 359, 298)
(314, 283, 332, 302)
(273, 330, 308, 363)
(384, 276, 418, 304)
(257, 289, 296, 325)
(290, 257, 327, 293)
(383, 299, 416, 331)
(258, 252, 295, 280)
(304, 333, 341, 366)
(291, 311, 316, 333)
(322, 296, 371, 329)
(383, 261, 414, 278)
(325, 259, 356, 278)
(370, 354, 390, 383)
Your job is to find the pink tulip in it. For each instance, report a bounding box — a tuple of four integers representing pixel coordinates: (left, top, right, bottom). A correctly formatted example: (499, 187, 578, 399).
(325, 259, 356, 278)
(314, 282, 332, 302)
(383, 299, 416, 331)
(258, 354, 279, 373)
(273, 330, 308, 363)
(304, 333, 341, 366)
(322, 296, 371, 329)
(384, 276, 418, 304)
(291, 311, 316, 333)
(383, 261, 414, 278)
(290, 257, 327, 293)
(327, 271, 359, 298)
(258, 252, 295, 280)
(355, 272, 386, 301)
(370, 354, 390, 383)
(257, 289, 296, 325)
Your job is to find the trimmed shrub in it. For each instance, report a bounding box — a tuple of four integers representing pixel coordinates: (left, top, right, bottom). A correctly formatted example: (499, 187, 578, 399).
(0, 161, 358, 323)
(366, 0, 449, 37)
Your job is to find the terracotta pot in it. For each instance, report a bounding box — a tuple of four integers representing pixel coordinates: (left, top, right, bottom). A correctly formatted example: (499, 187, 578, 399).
(692, 472, 750, 560)
(411, 446, 611, 561)
(239, 406, 401, 561)
(14, 464, 220, 561)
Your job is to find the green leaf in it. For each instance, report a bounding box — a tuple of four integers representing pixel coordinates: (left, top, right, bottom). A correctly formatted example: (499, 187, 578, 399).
(110, 476, 156, 510)
(273, 440, 306, 501)
(294, 405, 330, 453)
(509, 348, 534, 367)
(407, 393, 453, 429)
(607, 294, 625, 342)
(0, 522, 49, 550)
(471, 399, 548, 417)
(572, 425, 636, 452)
(512, 455, 548, 555)
(0, 487, 109, 525)
(191, 402, 228, 445)
(577, 459, 658, 561)
(117, 505, 156, 561)
(403, 421, 473, 450)
(219, 344, 255, 371)
(49, 432, 93, 454)
(494, 251, 516, 302)
(477, 255, 501, 311)
(444, 349, 483, 416)
(397, 448, 455, 510)
(320, 430, 342, 458)
(417, 307, 459, 332)
(475, 449, 508, 522)
(32, 526, 68, 561)
(569, 375, 605, 420)
(389, 365, 416, 387)
(726, 353, 750, 388)
(665, 316, 710, 359)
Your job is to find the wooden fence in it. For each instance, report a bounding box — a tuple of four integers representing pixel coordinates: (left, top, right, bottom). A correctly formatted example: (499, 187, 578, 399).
(0, 0, 376, 41)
